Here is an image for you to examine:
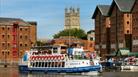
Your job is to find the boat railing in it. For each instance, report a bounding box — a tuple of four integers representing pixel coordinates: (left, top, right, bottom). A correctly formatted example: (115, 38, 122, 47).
(19, 59, 28, 65)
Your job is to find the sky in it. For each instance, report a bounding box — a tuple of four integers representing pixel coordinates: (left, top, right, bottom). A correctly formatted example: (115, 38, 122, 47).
(0, 0, 112, 39)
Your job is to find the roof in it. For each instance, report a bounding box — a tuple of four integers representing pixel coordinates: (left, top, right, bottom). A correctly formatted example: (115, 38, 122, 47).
(92, 5, 110, 19)
(87, 30, 95, 34)
(27, 21, 37, 25)
(119, 48, 130, 56)
(115, 0, 135, 12)
(108, 0, 136, 15)
(0, 17, 31, 26)
(106, 48, 130, 57)
(128, 52, 138, 57)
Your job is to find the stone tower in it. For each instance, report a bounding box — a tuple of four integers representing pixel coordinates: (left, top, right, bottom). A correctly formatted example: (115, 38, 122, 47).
(64, 7, 80, 29)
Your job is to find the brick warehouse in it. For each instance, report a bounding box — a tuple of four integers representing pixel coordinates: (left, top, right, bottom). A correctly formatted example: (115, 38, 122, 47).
(108, 0, 136, 54)
(132, 0, 138, 52)
(92, 5, 110, 57)
(0, 17, 37, 64)
(92, 0, 138, 57)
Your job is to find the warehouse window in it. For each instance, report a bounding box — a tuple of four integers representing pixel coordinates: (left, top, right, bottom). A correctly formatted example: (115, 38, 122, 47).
(2, 52, 4, 55)
(20, 28, 22, 31)
(8, 27, 10, 30)
(2, 43, 5, 47)
(2, 27, 4, 30)
(7, 52, 9, 55)
(127, 21, 129, 24)
(8, 43, 10, 47)
(127, 30, 129, 34)
(25, 44, 27, 47)
(20, 44, 22, 47)
(20, 35, 22, 39)
(2, 35, 5, 38)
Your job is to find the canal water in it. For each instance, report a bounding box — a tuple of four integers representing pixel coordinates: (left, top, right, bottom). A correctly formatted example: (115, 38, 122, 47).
(0, 67, 138, 77)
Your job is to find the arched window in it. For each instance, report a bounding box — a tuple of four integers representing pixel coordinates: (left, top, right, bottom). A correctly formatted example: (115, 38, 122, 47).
(20, 44, 22, 47)
(127, 21, 129, 24)
(127, 30, 129, 34)
(25, 44, 27, 47)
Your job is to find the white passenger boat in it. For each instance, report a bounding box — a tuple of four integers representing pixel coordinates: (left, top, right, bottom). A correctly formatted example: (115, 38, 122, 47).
(19, 45, 102, 73)
(121, 56, 138, 71)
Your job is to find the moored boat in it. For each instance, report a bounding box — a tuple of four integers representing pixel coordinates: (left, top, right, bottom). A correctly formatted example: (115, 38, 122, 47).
(121, 56, 138, 71)
(19, 45, 102, 73)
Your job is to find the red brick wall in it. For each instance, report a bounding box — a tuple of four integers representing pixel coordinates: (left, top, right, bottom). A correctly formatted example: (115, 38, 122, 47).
(94, 9, 111, 57)
(132, 0, 138, 52)
(0, 23, 37, 62)
(110, 4, 127, 52)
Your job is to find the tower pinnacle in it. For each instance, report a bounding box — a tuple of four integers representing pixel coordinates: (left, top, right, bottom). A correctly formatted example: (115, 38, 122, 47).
(64, 7, 80, 30)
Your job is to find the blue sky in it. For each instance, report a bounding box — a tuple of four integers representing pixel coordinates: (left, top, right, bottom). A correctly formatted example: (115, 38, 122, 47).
(0, 0, 112, 39)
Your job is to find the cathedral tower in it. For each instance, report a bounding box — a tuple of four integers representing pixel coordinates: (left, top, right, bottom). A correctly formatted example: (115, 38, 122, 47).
(64, 7, 80, 29)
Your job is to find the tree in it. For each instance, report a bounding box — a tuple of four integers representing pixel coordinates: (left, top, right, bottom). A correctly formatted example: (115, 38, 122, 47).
(53, 28, 87, 39)
(36, 41, 46, 46)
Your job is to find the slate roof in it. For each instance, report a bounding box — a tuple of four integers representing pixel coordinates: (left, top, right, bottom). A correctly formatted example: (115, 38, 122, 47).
(0, 17, 31, 26)
(108, 0, 136, 16)
(114, 0, 135, 12)
(92, 5, 110, 19)
(87, 30, 95, 34)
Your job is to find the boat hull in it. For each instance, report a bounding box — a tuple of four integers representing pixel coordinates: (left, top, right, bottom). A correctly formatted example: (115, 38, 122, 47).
(19, 65, 101, 73)
(121, 65, 138, 71)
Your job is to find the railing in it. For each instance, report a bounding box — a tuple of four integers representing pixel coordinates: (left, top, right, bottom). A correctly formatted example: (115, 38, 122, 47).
(19, 59, 28, 65)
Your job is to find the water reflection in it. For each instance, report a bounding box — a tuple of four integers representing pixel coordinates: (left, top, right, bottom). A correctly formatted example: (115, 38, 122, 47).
(0, 67, 138, 77)
(0, 67, 19, 77)
(20, 72, 102, 77)
(103, 72, 138, 77)
(0, 67, 101, 77)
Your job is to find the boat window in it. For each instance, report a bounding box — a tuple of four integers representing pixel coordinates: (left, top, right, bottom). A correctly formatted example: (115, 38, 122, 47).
(50, 62, 52, 67)
(51, 62, 54, 67)
(59, 62, 62, 67)
(36, 62, 38, 67)
(38, 62, 41, 67)
(55, 62, 58, 67)
(53, 48, 58, 53)
(42, 62, 44, 67)
(30, 62, 33, 66)
(45, 62, 47, 67)
(53, 62, 55, 67)
(62, 62, 65, 67)
(32, 62, 35, 67)
(48, 62, 51, 67)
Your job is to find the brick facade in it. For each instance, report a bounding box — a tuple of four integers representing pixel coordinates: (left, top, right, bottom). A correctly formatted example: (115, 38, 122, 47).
(132, 0, 138, 52)
(92, 0, 138, 56)
(0, 17, 37, 63)
(92, 5, 110, 57)
(109, 0, 134, 52)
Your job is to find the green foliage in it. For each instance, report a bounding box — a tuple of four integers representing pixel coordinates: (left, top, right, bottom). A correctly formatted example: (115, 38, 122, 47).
(36, 41, 46, 46)
(53, 28, 87, 39)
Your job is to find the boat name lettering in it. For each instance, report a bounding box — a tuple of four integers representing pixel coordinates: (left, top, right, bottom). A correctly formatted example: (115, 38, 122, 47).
(70, 63, 79, 65)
